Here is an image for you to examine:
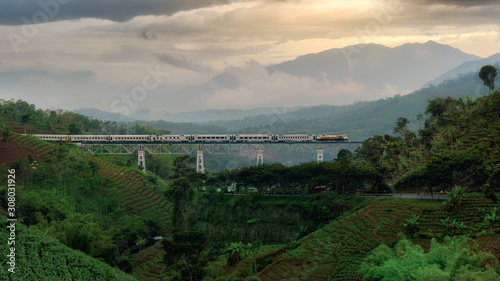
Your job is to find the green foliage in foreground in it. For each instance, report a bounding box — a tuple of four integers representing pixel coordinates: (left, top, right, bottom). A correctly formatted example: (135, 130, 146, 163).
(163, 230, 221, 281)
(0, 216, 137, 281)
(173, 192, 366, 245)
(360, 236, 500, 281)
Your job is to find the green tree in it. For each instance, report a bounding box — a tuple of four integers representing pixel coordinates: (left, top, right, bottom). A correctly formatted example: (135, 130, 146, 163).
(479, 65, 497, 94)
(35, 213, 119, 266)
(173, 155, 196, 179)
(68, 123, 81, 134)
(356, 135, 386, 165)
(337, 148, 353, 159)
(21, 112, 32, 134)
(163, 231, 220, 281)
(393, 117, 409, 136)
(166, 177, 194, 203)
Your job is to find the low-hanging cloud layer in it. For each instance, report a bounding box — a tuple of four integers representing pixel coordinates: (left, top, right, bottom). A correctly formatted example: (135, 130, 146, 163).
(0, 0, 499, 113)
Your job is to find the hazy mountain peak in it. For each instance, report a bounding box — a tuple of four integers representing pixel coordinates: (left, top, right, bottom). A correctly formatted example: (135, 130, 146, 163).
(265, 41, 479, 94)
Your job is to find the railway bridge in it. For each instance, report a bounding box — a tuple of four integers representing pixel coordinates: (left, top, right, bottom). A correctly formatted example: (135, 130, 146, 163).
(29, 134, 362, 173)
(79, 141, 362, 173)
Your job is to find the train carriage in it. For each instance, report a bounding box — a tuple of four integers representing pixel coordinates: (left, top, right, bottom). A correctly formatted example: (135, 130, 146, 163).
(274, 134, 316, 142)
(110, 135, 151, 142)
(191, 134, 231, 142)
(32, 134, 69, 141)
(233, 134, 273, 142)
(151, 135, 189, 142)
(70, 135, 110, 142)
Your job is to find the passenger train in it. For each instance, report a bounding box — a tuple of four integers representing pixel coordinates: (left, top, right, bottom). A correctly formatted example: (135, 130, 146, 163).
(29, 134, 348, 143)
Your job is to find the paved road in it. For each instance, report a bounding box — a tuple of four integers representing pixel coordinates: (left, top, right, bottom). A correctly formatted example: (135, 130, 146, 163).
(226, 192, 449, 200)
(359, 193, 449, 201)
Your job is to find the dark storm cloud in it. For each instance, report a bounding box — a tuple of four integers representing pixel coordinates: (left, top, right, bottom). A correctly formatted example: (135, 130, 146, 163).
(395, 0, 500, 27)
(408, 0, 498, 6)
(156, 53, 215, 74)
(0, 0, 227, 25)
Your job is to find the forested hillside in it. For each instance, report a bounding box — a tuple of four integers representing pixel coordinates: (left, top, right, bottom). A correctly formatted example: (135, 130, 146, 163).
(0, 98, 225, 135)
(210, 67, 500, 140)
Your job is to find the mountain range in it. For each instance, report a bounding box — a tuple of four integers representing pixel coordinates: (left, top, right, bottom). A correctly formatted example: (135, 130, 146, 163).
(75, 41, 497, 128)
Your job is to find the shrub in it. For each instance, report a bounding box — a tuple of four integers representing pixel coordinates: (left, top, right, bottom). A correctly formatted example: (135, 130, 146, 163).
(360, 237, 500, 281)
(403, 214, 422, 238)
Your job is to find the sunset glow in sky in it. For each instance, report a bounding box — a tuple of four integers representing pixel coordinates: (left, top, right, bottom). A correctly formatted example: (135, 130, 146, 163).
(0, 0, 499, 112)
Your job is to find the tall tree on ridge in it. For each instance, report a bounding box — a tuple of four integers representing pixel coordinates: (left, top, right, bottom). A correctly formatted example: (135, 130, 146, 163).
(479, 65, 497, 94)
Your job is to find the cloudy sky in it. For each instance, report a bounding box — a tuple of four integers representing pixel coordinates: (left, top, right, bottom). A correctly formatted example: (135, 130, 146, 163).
(0, 0, 499, 114)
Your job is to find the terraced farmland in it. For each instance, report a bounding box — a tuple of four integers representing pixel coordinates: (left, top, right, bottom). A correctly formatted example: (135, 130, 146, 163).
(257, 198, 500, 281)
(131, 242, 166, 280)
(2, 133, 173, 233)
(93, 157, 173, 229)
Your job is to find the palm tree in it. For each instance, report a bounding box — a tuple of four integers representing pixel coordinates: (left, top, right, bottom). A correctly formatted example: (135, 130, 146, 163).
(135, 235, 147, 251)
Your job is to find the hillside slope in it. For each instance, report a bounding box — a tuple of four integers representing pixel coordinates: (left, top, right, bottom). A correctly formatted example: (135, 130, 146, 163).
(257, 198, 500, 280)
(0, 216, 137, 281)
(219, 69, 498, 140)
(0, 132, 173, 231)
